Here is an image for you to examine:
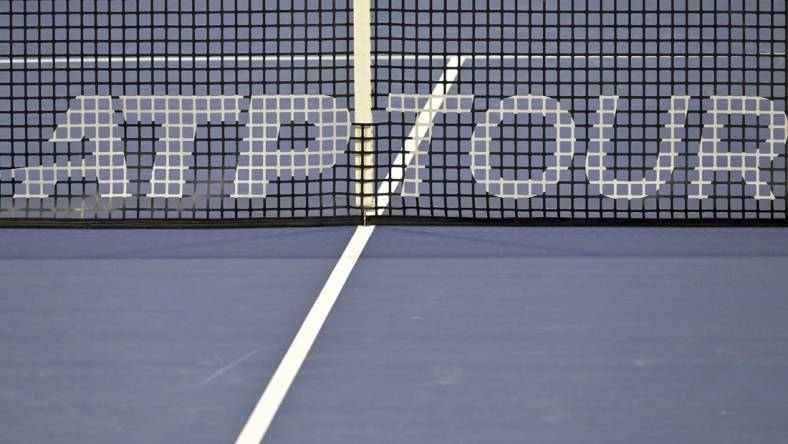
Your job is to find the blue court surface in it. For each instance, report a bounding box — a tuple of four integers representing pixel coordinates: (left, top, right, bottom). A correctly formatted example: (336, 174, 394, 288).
(1, 226, 787, 443)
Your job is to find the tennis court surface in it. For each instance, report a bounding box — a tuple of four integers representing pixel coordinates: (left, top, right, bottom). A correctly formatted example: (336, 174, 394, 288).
(2, 227, 788, 444)
(1, 1, 788, 443)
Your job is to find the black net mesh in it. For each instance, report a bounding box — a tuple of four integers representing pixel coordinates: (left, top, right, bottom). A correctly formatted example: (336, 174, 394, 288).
(1, 0, 786, 226)
(0, 0, 358, 224)
(371, 0, 788, 223)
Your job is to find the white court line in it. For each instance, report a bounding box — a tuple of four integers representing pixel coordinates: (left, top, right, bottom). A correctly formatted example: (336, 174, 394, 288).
(375, 55, 468, 211)
(0, 55, 353, 65)
(0, 53, 783, 66)
(234, 224, 375, 444)
(233, 56, 466, 444)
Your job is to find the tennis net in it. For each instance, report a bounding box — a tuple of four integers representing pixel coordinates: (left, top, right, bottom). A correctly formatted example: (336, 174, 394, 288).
(1, 0, 786, 226)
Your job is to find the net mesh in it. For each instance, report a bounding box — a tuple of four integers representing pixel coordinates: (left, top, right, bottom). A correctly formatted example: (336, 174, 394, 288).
(0, 1, 358, 223)
(1, 0, 787, 225)
(371, 0, 788, 222)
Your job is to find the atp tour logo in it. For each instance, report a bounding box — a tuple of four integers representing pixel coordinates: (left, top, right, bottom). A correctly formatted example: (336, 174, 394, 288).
(6, 93, 788, 202)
